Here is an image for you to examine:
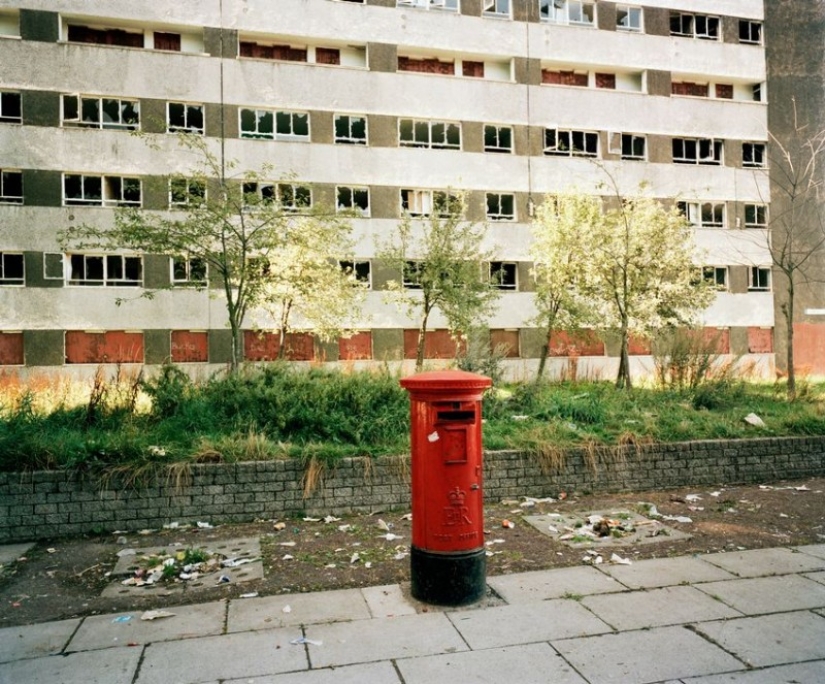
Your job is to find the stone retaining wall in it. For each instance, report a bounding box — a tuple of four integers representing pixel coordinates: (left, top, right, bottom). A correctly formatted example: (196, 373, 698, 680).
(2, 436, 824, 543)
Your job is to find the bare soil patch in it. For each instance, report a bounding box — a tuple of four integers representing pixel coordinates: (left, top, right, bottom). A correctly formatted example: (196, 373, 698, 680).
(1, 477, 823, 628)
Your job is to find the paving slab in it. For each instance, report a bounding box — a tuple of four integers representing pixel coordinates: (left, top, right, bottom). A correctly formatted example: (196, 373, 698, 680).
(700, 547, 825, 578)
(361, 584, 417, 618)
(0, 542, 35, 569)
(487, 566, 624, 604)
(805, 570, 825, 586)
(397, 642, 589, 684)
(693, 611, 825, 668)
(598, 555, 736, 589)
(796, 543, 825, 560)
(135, 628, 308, 684)
(0, 618, 81, 663)
(695, 574, 825, 614)
(552, 625, 743, 684)
(67, 600, 226, 652)
(0, 646, 142, 684)
(303, 612, 468, 669)
(226, 661, 402, 683)
(447, 597, 611, 649)
(582, 585, 742, 630)
(227, 588, 371, 632)
(680, 660, 825, 683)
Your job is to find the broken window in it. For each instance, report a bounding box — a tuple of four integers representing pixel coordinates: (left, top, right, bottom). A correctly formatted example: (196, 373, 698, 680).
(742, 142, 766, 168)
(462, 61, 485, 78)
(0, 252, 24, 286)
(486, 193, 515, 221)
(239, 41, 307, 62)
(739, 20, 762, 45)
(544, 128, 598, 157)
(620, 134, 645, 160)
(339, 260, 371, 288)
(315, 47, 341, 65)
(539, 1, 595, 25)
(715, 84, 733, 99)
(276, 111, 310, 139)
(169, 178, 206, 208)
(0, 170, 23, 204)
(399, 119, 461, 149)
(542, 69, 588, 86)
(484, 124, 513, 153)
(67, 24, 144, 47)
(749, 266, 771, 291)
(397, 56, 455, 75)
(68, 253, 142, 286)
(172, 256, 207, 284)
(0, 91, 22, 124)
(336, 186, 370, 216)
(402, 260, 424, 289)
(670, 12, 719, 40)
(702, 266, 728, 290)
(400, 189, 459, 217)
(63, 174, 141, 207)
(167, 102, 204, 134)
(671, 82, 709, 97)
(240, 109, 309, 140)
(483, 0, 510, 16)
(334, 114, 367, 145)
(678, 201, 725, 228)
(595, 73, 616, 89)
(752, 83, 764, 102)
(397, 0, 459, 10)
(242, 182, 277, 208)
(62, 95, 139, 130)
(744, 204, 768, 228)
(277, 183, 312, 212)
(672, 138, 723, 165)
(616, 5, 642, 31)
(489, 261, 517, 290)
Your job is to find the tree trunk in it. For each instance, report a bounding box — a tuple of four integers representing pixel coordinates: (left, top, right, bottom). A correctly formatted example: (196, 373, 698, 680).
(416, 312, 430, 373)
(536, 339, 550, 381)
(615, 329, 632, 390)
(785, 289, 796, 401)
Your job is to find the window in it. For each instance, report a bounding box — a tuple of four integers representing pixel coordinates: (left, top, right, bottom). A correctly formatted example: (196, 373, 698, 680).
(400, 189, 460, 217)
(671, 82, 709, 97)
(62, 94, 139, 130)
(743, 142, 766, 168)
(339, 260, 371, 288)
(336, 186, 370, 216)
(397, 0, 458, 10)
(399, 119, 460, 149)
(397, 56, 455, 75)
(595, 73, 616, 89)
(243, 182, 276, 207)
(63, 174, 141, 207)
(486, 193, 515, 221)
(277, 183, 312, 212)
(483, 0, 510, 16)
(239, 41, 307, 62)
(744, 204, 768, 228)
(702, 266, 728, 290)
(172, 256, 207, 284)
(68, 254, 142, 286)
(484, 124, 513, 153)
(544, 128, 598, 157)
(739, 20, 762, 45)
(0, 91, 21, 124)
(0, 252, 24, 286)
(67, 25, 144, 48)
(489, 262, 517, 290)
(402, 260, 423, 289)
(670, 12, 719, 40)
(169, 178, 206, 208)
(715, 84, 733, 99)
(672, 138, 723, 165)
(678, 201, 725, 228)
(239, 109, 309, 140)
(616, 5, 642, 31)
(153, 31, 181, 51)
(542, 69, 588, 86)
(540, 0, 595, 25)
(167, 102, 204, 134)
(620, 133, 645, 160)
(749, 266, 771, 291)
(0, 170, 22, 204)
(752, 83, 764, 102)
(334, 115, 367, 144)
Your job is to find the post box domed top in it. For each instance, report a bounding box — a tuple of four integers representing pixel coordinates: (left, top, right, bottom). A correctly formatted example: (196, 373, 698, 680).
(399, 369, 492, 393)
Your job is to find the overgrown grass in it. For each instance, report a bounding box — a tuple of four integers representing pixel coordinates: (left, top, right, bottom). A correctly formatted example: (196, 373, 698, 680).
(0, 363, 823, 478)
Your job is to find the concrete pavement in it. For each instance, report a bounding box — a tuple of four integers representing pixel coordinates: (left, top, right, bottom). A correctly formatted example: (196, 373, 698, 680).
(2, 544, 825, 683)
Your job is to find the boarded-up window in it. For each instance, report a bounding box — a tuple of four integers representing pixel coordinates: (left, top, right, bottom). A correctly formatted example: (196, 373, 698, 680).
(0, 332, 23, 365)
(627, 336, 652, 356)
(65, 331, 144, 364)
(171, 330, 208, 363)
(672, 81, 709, 97)
(747, 327, 773, 354)
(315, 47, 341, 65)
(244, 331, 315, 361)
(715, 83, 733, 99)
(793, 323, 825, 375)
(68, 25, 143, 48)
(549, 330, 604, 357)
(240, 42, 307, 62)
(339, 332, 373, 361)
(542, 70, 588, 86)
(398, 56, 454, 75)
(462, 61, 484, 78)
(702, 328, 730, 354)
(403, 330, 466, 359)
(491, 329, 520, 358)
(154, 32, 181, 51)
(595, 73, 616, 89)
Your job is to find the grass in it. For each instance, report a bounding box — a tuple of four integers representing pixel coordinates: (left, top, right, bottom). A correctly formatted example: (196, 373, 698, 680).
(0, 362, 823, 479)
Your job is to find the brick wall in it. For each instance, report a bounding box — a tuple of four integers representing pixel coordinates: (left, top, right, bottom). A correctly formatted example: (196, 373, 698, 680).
(2, 437, 824, 543)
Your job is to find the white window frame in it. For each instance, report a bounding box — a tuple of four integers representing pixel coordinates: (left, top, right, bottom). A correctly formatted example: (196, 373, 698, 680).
(702, 266, 728, 291)
(673, 138, 723, 165)
(67, 253, 143, 287)
(0, 251, 24, 286)
(399, 119, 461, 150)
(402, 260, 423, 289)
(169, 178, 206, 208)
(489, 261, 517, 290)
(167, 102, 204, 134)
(544, 128, 599, 158)
(483, 0, 511, 17)
(274, 111, 310, 140)
(739, 20, 762, 45)
(242, 182, 276, 208)
(339, 260, 372, 288)
(618, 133, 646, 161)
(749, 266, 771, 291)
(670, 12, 719, 40)
(400, 189, 460, 217)
(336, 186, 370, 216)
(679, 201, 726, 229)
(171, 255, 207, 285)
(62, 94, 139, 130)
(397, 0, 458, 11)
(334, 114, 367, 145)
(0, 91, 22, 124)
(744, 203, 768, 228)
(616, 5, 642, 31)
(277, 183, 312, 212)
(484, 124, 513, 153)
(540, 1, 595, 26)
(743, 142, 767, 168)
(486, 192, 516, 221)
(63, 174, 142, 207)
(0, 169, 23, 204)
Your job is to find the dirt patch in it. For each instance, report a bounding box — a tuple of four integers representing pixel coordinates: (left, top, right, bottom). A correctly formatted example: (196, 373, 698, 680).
(1, 477, 823, 628)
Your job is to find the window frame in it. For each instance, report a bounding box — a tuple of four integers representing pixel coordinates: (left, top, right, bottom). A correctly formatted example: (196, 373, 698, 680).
(336, 185, 370, 216)
(166, 102, 205, 135)
(171, 255, 207, 285)
(672, 138, 723, 165)
(399, 118, 461, 150)
(539, 0, 595, 26)
(67, 253, 143, 287)
(679, 201, 726, 229)
(484, 124, 513, 153)
(486, 192, 516, 221)
(483, 0, 511, 17)
(334, 114, 367, 145)
(489, 261, 518, 291)
(544, 128, 599, 158)
(277, 183, 312, 212)
(0, 169, 23, 205)
(616, 4, 642, 31)
(0, 251, 24, 286)
(63, 173, 142, 207)
(749, 266, 771, 291)
(339, 259, 372, 288)
(739, 20, 762, 45)
(620, 133, 646, 161)
(670, 12, 720, 40)
(0, 91, 22, 124)
(169, 178, 206, 209)
(702, 265, 728, 291)
(742, 142, 767, 168)
(62, 94, 140, 130)
(397, 0, 459, 11)
(744, 203, 768, 229)
(400, 189, 460, 218)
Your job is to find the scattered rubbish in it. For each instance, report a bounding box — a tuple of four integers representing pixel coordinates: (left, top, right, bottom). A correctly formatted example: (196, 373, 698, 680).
(290, 637, 322, 646)
(610, 553, 632, 565)
(163, 522, 181, 529)
(486, 539, 506, 546)
(282, 555, 294, 561)
(365, 562, 372, 569)
(779, 513, 789, 518)
(303, 517, 321, 522)
(222, 558, 255, 568)
(240, 592, 259, 599)
(116, 549, 136, 558)
(282, 605, 292, 613)
(662, 515, 693, 524)
(325, 563, 337, 569)
(217, 575, 231, 584)
(116, 537, 129, 545)
(324, 515, 341, 523)
(502, 520, 515, 529)
(796, 485, 811, 492)
(350, 553, 360, 564)
(400, 513, 413, 521)
(273, 522, 287, 531)
(380, 533, 403, 541)
(685, 494, 702, 502)
(197, 521, 214, 529)
(279, 541, 297, 547)
(377, 519, 391, 531)
(140, 610, 175, 621)
(338, 524, 353, 532)
(137, 529, 154, 536)
(709, 491, 722, 497)
(743, 413, 766, 427)
(511, 415, 529, 421)
(427, 431, 440, 442)
(112, 615, 132, 623)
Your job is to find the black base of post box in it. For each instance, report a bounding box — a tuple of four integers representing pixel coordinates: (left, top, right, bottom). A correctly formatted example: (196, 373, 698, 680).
(410, 546, 486, 606)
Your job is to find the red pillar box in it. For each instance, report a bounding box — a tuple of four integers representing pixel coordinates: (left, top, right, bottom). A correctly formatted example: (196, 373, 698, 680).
(400, 369, 492, 605)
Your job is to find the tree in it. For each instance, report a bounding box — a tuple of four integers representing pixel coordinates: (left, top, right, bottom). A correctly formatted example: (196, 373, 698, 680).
(763, 99, 825, 400)
(60, 135, 357, 372)
(532, 187, 715, 389)
(377, 192, 500, 372)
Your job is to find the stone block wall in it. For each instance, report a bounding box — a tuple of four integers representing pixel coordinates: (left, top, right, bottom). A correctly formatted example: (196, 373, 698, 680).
(1, 437, 824, 543)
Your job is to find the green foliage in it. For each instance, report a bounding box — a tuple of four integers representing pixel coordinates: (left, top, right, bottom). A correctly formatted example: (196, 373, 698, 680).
(141, 364, 193, 418)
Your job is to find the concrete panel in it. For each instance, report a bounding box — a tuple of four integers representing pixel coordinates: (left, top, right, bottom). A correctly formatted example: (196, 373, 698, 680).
(695, 575, 825, 615)
(682, 662, 825, 684)
(599, 555, 736, 589)
(700, 547, 825, 578)
(0, 618, 80, 663)
(22, 329, 64, 366)
(19, 9, 58, 43)
(487, 566, 624, 603)
(21, 90, 60, 127)
(0, 647, 141, 684)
